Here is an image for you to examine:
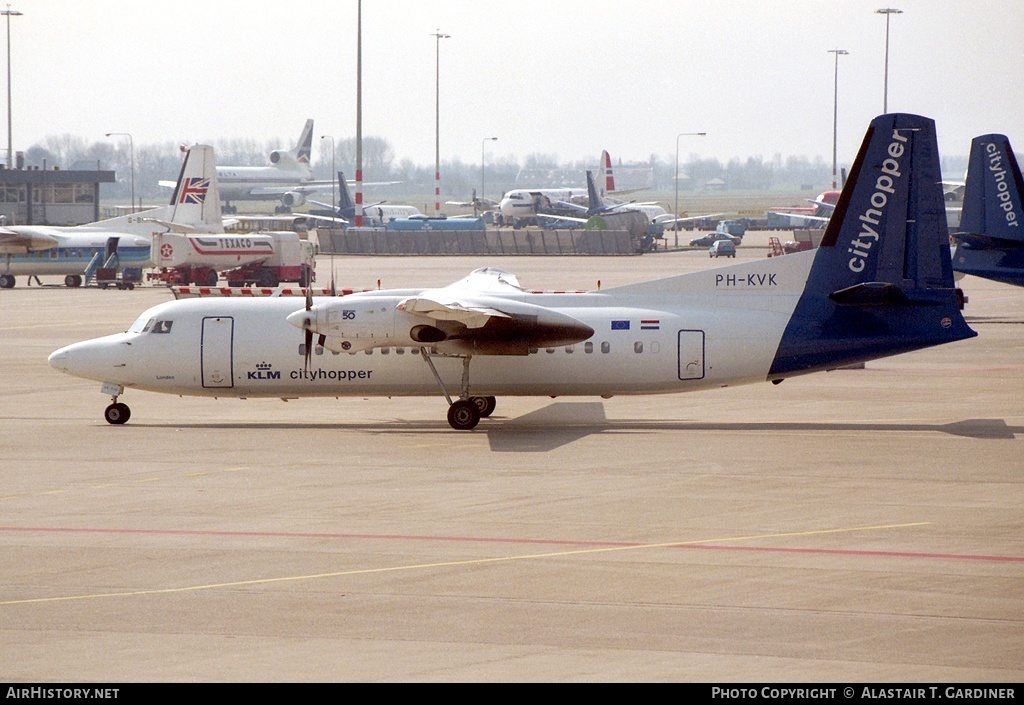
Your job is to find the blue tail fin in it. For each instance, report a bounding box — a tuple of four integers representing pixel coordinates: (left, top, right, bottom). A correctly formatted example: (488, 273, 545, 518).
(958, 134, 1024, 243)
(585, 170, 605, 215)
(770, 113, 975, 377)
(337, 171, 355, 215)
(951, 134, 1024, 286)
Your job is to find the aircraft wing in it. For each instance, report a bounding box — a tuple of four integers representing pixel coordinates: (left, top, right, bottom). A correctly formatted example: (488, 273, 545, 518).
(655, 212, 728, 227)
(537, 213, 588, 227)
(397, 296, 511, 329)
(0, 228, 59, 254)
(395, 268, 594, 352)
(766, 210, 830, 227)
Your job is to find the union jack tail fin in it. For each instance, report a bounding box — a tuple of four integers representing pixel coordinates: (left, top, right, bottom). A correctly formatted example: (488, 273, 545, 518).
(167, 144, 222, 230)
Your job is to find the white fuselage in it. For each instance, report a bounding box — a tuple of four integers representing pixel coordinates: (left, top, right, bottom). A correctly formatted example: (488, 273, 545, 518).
(363, 204, 421, 223)
(499, 188, 588, 221)
(1, 231, 153, 276)
(48, 253, 815, 401)
(216, 165, 315, 202)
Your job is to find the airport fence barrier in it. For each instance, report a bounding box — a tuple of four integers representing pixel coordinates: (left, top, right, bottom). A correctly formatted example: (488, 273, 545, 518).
(314, 227, 637, 256)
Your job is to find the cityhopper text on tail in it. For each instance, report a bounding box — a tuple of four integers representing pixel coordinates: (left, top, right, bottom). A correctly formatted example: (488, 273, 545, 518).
(49, 114, 976, 430)
(952, 132, 1024, 287)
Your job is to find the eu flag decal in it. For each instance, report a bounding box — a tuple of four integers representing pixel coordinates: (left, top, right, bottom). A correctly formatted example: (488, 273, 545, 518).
(611, 320, 630, 330)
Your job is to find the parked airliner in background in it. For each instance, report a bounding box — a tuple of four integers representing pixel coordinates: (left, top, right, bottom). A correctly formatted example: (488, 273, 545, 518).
(497, 150, 629, 226)
(539, 169, 667, 226)
(50, 114, 976, 430)
(0, 145, 224, 289)
(160, 119, 333, 213)
(310, 171, 420, 224)
(951, 133, 1024, 287)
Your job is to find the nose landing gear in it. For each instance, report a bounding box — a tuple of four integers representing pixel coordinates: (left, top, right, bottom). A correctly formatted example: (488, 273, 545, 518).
(104, 401, 131, 425)
(101, 384, 131, 424)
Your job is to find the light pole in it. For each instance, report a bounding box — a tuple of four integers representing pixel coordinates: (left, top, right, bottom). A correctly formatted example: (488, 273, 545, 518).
(320, 135, 336, 214)
(827, 49, 848, 190)
(674, 131, 706, 247)
(105, 132, 135, 213)
(355, 0, 363, 227)
(876, 8, 902, 113)
(2, 4, 21, 170)
(481, 136, 497, 206)
(431, 29, 450, 216)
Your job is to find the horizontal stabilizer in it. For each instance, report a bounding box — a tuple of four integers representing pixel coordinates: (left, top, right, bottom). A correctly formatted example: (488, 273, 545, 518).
(828, 282, 907, 306)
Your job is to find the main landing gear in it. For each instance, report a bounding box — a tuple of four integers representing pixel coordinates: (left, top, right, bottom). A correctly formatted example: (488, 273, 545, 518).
(419, 348, 496, 430)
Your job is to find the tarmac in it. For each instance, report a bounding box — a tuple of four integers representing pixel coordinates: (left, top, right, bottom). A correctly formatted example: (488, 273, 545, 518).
(1, 235, 1022, 682)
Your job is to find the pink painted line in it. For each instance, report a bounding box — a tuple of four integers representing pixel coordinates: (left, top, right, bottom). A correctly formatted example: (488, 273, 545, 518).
(2, 526, 1021, 564)
(669, 543, 1024, 563)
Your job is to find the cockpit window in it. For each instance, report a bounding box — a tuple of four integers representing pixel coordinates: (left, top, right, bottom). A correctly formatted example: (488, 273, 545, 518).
(127, 316, 152, 334)
(151, 320, 173, 334)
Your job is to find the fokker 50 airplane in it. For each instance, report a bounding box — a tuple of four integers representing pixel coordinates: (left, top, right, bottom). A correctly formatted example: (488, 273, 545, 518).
(0, 145, 223, 289)
(50, 114, 975, 430)
(950, 133, 1024, 287)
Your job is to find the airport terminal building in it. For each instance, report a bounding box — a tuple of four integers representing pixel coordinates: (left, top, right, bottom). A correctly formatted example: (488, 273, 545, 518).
(0, 161, 115, 226)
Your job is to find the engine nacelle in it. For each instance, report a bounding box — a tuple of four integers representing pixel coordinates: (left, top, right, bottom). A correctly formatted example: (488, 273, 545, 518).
(281, 191, 306, 208)
(269, 150, 285, 164)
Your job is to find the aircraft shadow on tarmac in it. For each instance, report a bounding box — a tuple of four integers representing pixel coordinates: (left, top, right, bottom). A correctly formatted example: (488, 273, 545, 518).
(130, 402, 1022, 452)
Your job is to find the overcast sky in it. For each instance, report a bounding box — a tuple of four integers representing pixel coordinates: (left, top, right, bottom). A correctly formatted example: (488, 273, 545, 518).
(12, 0, 1024, 170)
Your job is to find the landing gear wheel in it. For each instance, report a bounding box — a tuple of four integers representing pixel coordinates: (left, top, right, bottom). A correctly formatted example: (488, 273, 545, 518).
(65, 274, 82, 288)
(202, 269, 218, 286)
(471, 395, 496, 418)
(104, 402, 131, 425)
(447, 399, 481, 430)
(0, 273, 14, 289)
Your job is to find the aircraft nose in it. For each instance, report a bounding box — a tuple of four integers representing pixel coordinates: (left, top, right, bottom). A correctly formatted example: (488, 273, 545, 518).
(48, 336, 129, 382)
(48, 346, 71, 372)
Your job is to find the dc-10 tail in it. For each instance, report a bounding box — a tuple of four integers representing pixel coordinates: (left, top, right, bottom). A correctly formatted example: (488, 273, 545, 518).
(768, 113, 976, 377)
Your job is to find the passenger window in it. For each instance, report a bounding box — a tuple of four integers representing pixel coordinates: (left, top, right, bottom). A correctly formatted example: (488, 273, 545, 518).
(565, 345, 574, 354)
(546, 347, 555, 354)
(381, 347, 390, 355)
(396, 347, 405, 355)
(634, 342, 644, 354)
(584, 342, 593, 354)
(601, 342, 610, 354)
(315, 346, 324, 356)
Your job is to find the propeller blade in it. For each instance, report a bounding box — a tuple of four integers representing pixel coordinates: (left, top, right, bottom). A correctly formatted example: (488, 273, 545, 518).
(304, 327, 312, 373)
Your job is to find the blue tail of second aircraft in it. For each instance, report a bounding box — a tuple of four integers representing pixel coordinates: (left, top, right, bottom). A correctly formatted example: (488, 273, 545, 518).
(770, 113, 976, 377)
(951, 134, 1024, 286)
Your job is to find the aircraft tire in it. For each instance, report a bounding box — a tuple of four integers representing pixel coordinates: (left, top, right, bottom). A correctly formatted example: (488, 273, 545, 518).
(201, 270, 218, 287)
(104, 402, 131, 425)
(0, 273, 14, 289)
(65, 274, 82, 288)
(447, 400, 481, 431)
(471, 395, 496, 418)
